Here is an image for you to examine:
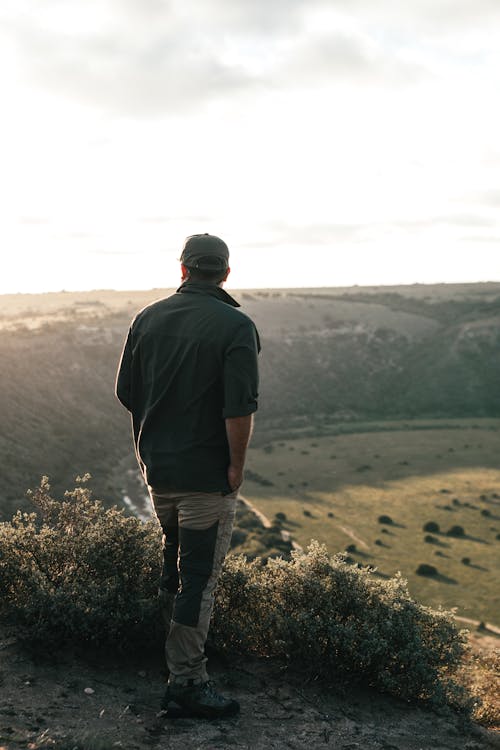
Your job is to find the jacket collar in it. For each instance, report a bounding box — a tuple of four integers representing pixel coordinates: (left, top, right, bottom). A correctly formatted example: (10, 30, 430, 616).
(176, 281, 241, 308)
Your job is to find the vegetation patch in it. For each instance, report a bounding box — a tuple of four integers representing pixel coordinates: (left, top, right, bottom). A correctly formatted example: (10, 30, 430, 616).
(0, 479, 469, 711)
(0, 477, 161, 649)
(378, 515, 393, 525)
(416, 563, 439, 577)
(447, 525, 466, 538)
(245, 469, 275, 487)
(423, 521, 440, 533)
(215, 543, 469, 707)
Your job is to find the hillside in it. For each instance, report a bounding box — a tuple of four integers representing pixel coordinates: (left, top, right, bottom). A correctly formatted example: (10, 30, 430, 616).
(1, 282, 500, 519)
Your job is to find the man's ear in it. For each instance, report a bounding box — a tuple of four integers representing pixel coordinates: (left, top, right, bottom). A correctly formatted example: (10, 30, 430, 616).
(222, 267, 230, 282)
(181, 263, 190, 281)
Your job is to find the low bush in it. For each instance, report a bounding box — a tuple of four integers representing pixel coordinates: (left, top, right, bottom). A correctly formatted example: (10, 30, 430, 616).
(0, 477, 162, 649)
(0, 479, 469, 709)
(230, 528, 248, 547)
(214, 542, 468, 707)
(423, 521, 440, 533)
(416, 563, 439, 577)
(447, 525, 466, 538)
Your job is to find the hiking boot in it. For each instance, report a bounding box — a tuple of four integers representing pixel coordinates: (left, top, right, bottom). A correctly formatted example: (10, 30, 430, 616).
(162, 680, 240, 719)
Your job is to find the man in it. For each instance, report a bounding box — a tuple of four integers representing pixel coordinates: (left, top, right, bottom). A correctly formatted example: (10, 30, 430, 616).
(115, 233, 260, 719)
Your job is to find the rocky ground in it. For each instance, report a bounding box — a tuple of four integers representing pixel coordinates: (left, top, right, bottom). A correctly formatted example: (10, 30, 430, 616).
(0, 627, 498, 750)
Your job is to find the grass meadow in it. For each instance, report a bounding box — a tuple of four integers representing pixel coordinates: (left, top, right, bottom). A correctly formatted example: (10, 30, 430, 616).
(244, 418, 500, 625)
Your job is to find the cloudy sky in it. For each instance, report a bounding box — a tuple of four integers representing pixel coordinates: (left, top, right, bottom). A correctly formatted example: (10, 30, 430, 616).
(1, 0, 500, 293)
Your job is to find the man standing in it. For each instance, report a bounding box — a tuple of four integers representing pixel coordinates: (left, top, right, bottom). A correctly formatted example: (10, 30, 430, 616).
(115, 234, 260, 719)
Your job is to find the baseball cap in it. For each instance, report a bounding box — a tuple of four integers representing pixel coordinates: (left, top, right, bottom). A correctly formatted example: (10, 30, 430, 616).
(180, 233, 229, 271)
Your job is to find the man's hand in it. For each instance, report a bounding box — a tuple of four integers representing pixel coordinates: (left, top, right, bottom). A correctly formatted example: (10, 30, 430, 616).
(227, 464, 244, 492)
(225, 414, 254, 492)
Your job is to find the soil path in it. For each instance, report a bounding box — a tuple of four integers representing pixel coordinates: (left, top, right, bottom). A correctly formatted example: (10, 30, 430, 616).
(0, 630, 498, 750)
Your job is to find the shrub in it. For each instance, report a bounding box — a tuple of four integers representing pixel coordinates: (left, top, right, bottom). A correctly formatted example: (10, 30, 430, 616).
(416, 563, 439, 577)
(378, 515, 393, 525)
(461, 557, 471, 566)
(0, 477, 161, 649)
(213, 542, 468, 706)
(275, 512, 287, 522)
(231, 528, 248, 547)
(423, 521, 440, 533)
(424, 535, 438, 544)
(447, 525, 465, 538)
(244, 469, 274, 487)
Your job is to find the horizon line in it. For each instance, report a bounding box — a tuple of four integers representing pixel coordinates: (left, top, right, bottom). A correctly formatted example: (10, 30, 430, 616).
(2, 279, 500, 298)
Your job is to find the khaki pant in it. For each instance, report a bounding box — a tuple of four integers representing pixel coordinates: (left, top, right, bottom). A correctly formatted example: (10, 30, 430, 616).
(149, 488, 237, 685)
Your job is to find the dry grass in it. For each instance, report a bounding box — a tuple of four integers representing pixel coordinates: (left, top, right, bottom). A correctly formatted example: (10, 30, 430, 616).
(244, 421, 500, 624)
(457, 630, 500, 728)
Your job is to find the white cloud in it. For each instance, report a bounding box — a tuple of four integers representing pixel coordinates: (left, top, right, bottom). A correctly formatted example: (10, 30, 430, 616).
(1, 0, 476, 118)
(271, 29, 426, 89)
(4, 16, 255, 116)
(1, 0, 500, 291)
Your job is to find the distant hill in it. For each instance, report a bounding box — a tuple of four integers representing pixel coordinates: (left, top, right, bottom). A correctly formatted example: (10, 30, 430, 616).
(0, 282, 499, 517)
(246, 285, 500, 433)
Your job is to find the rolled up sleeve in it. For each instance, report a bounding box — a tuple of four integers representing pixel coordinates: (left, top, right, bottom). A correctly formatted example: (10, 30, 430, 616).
(115, 327, 133, 411)
(222, 322, 260, 418)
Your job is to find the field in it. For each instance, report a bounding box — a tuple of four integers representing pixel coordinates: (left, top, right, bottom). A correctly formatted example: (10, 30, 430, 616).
(244, 419, 500, 625)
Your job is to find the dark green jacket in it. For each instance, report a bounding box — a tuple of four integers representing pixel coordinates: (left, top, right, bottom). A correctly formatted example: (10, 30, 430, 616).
(116, 282, 260, 493)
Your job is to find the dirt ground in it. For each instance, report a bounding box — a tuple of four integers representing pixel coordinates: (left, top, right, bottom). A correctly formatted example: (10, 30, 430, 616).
(0, 626, 499, 750)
